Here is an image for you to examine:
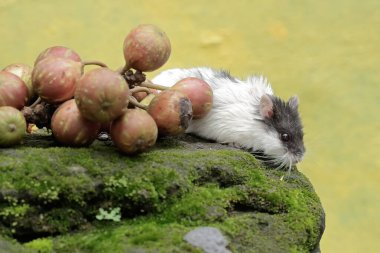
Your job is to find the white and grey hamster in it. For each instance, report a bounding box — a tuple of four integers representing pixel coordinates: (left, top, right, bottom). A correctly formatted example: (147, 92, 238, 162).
(152, 67, 305, 171)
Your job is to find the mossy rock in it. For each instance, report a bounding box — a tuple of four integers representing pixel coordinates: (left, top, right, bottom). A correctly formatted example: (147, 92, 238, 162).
(0, 132, 325, 253)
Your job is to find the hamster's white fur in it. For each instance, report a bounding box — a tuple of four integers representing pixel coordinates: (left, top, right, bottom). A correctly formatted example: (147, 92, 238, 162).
(152, 67, 296, 167)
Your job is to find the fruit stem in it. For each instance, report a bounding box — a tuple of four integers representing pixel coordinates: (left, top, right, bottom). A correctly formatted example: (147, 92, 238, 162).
(140, 79, 169, 91)
(29, 97, 41, 108)
(81, 60, 108, 73)
(128, 95, 148, 110)
(117, 64, 130, 75)
(130, 87, 152, 95)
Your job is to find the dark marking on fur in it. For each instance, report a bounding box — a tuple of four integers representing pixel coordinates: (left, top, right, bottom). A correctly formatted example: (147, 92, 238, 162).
(195, 69, 206, 80)
(215, 69, 238, 82)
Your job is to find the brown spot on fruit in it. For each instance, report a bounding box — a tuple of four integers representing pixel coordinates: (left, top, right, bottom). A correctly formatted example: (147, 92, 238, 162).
(179, 97, 192, 130)
(171, 77, 213, 119)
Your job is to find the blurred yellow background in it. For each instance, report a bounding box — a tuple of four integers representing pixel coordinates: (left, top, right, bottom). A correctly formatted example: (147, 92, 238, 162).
(1, 0, 379, 252)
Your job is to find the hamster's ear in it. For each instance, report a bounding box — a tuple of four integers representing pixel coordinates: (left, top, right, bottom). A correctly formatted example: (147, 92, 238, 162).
(288, 96, 299, 110)
(259, 94, 274, 119)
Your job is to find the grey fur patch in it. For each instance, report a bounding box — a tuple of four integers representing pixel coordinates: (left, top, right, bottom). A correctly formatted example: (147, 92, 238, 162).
(214, 69, 238, 82)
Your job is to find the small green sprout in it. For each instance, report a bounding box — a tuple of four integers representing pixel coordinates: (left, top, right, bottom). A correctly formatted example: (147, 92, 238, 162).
(95, 207, 121, 222)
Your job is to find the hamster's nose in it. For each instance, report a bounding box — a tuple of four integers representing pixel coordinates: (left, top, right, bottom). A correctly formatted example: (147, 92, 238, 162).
(297, 145, 305, 156)
(295, 150, 305, 163)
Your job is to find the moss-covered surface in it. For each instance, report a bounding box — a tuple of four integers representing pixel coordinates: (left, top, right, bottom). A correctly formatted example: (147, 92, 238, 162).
(0, 132, 324, 253)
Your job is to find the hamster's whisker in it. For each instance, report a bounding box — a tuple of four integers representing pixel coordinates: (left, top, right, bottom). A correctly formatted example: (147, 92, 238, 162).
(274, 163, 284, 171)
(273, 156, 287, 170)
(252, 154, 273, 159)
(287, 159, 293, 175)
(248, 151, 277, 160)
(249, 150, 297, 174)
(279, 154, 291, 170)
(276, 163, 287, 171)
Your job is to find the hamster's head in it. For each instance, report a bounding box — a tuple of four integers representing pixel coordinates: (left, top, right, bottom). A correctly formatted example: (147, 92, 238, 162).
(257, 94, 305, 169)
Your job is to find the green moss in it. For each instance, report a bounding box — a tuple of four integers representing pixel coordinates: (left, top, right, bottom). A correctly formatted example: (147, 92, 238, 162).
(0, 237, 35, 253)
(0, 133, 324, 252)
(159, 185, 237, 225)
(24, 237, 53, 253)
(0, 204, 30, 219)
(44, 176, 321, 252)
(49, 221, 204, 253)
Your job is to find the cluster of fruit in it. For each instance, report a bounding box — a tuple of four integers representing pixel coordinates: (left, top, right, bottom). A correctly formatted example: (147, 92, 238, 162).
(0, 24, 213, 154)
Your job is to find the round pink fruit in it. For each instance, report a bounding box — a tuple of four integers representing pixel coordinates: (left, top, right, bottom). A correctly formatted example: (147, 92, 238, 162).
(32, 57, 82, 104)
(111, 109, 158, 154)
(123, 24, 171, 72)
(0, 71, 29, 109)
(51, 99, 101, 146)
(34, 46, 82, 65)
(75, 68, 129, 123)
(171, 77, 213, 119)
(148, 90, 192, 136)
(2, 63, 35, 104)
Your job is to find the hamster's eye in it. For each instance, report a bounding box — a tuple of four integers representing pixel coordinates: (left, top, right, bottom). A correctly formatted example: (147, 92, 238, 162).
(281, 133, 290, 142)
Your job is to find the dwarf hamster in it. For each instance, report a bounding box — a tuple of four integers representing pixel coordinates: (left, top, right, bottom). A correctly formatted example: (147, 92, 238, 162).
(152, 67, 305, 170)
